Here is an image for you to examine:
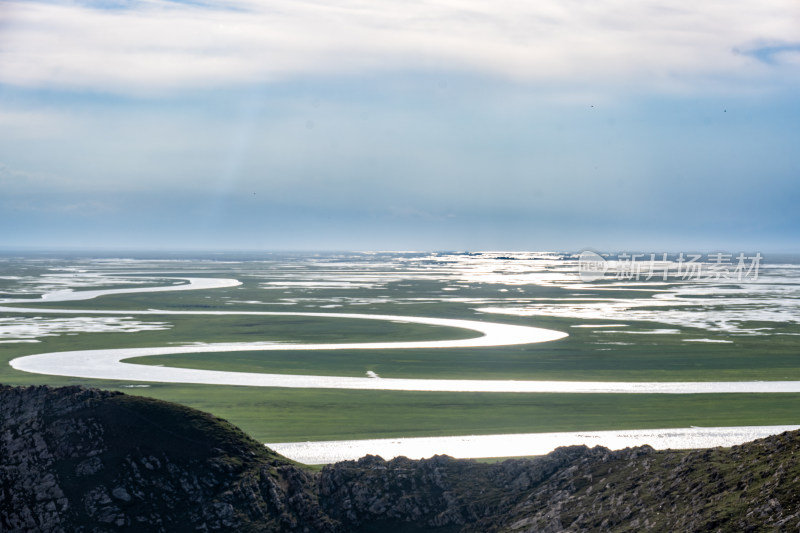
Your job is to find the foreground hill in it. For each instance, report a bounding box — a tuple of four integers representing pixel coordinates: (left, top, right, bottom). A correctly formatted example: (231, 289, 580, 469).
(1, 385, 799, 532)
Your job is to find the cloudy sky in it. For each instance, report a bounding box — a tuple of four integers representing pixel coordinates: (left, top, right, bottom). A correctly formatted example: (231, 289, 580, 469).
(1, 0, 798, 252)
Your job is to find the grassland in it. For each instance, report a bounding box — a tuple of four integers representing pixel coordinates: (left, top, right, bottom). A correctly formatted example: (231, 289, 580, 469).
(2, 256, 800, 444)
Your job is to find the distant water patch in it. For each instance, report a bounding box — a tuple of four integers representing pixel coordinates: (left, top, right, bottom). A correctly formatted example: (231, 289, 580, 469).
(268, 425, 800, 464)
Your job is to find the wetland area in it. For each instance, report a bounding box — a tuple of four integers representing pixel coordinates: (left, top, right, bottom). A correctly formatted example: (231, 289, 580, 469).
(2, 251, 800, 463)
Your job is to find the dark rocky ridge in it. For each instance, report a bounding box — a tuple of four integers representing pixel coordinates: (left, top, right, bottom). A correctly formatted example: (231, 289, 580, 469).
(2, 384, 799, 532)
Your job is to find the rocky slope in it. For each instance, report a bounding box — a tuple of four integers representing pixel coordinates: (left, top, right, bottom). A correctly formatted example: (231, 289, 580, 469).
(0, 384, 332, 532)
(1, 384, 799, 532)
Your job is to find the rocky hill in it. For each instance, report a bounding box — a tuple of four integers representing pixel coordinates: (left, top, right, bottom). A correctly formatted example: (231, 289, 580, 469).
(1, 384, 799, 532)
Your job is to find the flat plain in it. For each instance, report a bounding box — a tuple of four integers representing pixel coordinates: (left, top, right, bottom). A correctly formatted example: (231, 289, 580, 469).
(1, 251, 799, 448)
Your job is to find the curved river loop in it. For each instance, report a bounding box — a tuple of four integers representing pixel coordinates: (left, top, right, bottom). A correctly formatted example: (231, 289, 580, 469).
(5, 275, 799, 463)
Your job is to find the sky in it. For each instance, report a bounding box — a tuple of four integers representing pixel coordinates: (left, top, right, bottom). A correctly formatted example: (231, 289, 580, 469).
(0, 0, 798, 252)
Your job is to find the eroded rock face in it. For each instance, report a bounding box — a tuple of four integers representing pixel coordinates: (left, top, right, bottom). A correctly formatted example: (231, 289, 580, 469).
(1, 385, 101, 532)
(2, 384, 800, 533)
(0, 385, 335, 533)
(317, 447, 604, 530)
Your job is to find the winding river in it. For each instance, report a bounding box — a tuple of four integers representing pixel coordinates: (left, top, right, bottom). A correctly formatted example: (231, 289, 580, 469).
(5, 274, 800, 462)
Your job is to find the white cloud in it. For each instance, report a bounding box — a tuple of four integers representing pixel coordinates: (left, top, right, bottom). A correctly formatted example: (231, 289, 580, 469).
(2, 199, 117, 215)
(0, 163, 71, 189)
(0, 110, 74, 139)
(0, 0, 797, 94)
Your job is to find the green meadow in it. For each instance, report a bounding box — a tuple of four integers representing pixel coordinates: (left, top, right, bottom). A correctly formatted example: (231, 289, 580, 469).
(2, 256, 800, 444)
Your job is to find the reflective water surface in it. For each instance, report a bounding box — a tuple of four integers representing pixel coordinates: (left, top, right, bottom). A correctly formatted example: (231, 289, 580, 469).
(269, 425, 800, 464)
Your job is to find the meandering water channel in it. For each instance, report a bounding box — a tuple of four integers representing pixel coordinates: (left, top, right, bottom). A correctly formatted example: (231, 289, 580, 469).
(5, 274, 799, 462)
